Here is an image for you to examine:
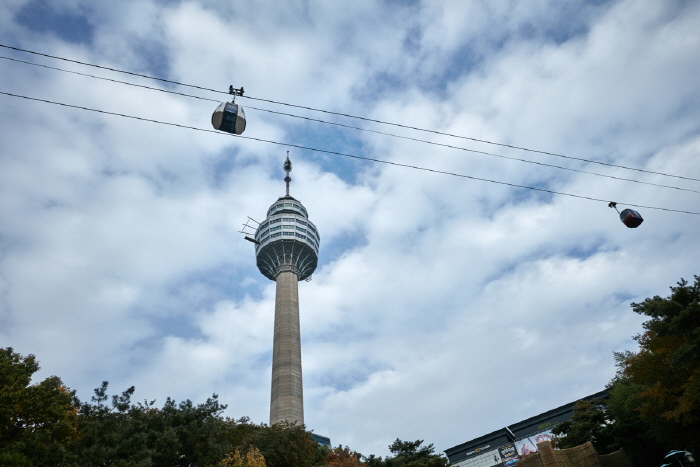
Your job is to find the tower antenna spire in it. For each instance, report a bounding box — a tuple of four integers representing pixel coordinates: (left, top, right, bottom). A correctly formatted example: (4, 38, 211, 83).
(284, 151, 292, 196)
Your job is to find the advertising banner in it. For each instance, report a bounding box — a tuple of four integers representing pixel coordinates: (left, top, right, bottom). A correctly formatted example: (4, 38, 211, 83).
(515, 430, 555, 457)
(498, 444, 519, 467)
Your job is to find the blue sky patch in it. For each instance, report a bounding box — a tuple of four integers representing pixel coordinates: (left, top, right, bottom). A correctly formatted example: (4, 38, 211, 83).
(15, 0, 94, 44)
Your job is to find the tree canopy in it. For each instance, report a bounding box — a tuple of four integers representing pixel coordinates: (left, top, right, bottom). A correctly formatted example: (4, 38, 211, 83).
(550, 398, 616, 453)
(363, 439, 450, 467)
(0, 348, 328, 467)
(622, 275, 700, 444)
(553, 275, 700, 467)
(2, 347, 452, 467)
(0, 348, 78, 467)
(321, 446, 364, 467)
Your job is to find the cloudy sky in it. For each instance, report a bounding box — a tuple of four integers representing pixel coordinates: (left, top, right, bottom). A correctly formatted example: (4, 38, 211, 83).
(2, 0, 700, 458)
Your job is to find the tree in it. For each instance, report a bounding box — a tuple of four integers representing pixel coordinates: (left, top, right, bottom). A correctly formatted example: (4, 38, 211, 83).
(66, 382, 322, 467)
(604, 375, 665, 467)
(67, 381, 231, 467)
(549, 393, 664, 465)
(227, 420, 319, 467)
(616, 276, 700, 453)
(321, 446, 364, 467)
(363, 440, 450, 467)
(0, 347, 78, 467)
(220, 447, 267, 467)
(2, 348, 446, 467)
(552, 276, 700, 467)
(551, 399, 617, 453)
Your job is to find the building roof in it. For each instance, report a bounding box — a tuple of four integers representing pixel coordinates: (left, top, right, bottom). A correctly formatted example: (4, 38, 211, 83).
(508, 389, 608, 438)
(445, 428, 513, 462)
(444, 389, 609, 463)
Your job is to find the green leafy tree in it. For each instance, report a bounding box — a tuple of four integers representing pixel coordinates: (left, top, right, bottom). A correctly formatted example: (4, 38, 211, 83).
(220, 419, 319, 467)
(363, 454, 385, 467)
(551, 399, 617, 452)
(616, 276, 700, 453)
(67, 381, 231, 467)
(67, 383, 323, 467)
(551, 276, 700, 467)
(0, 347, 78, 467)
(2, 349, 449, 467)
(363, 440, 450, 467)
(604, 375, 665, 467)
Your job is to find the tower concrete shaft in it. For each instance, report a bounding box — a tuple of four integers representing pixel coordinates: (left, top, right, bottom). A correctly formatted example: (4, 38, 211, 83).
(255, 156, 318, 426)
(270, 270, 304, 425)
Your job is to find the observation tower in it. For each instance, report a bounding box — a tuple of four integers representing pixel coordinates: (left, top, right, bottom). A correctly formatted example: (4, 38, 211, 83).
(252, 155, 319, 425)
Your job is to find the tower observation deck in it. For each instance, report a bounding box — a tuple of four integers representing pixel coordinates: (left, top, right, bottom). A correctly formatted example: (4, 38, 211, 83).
(253, 196, 320, 281)
(254, 155, 319, 425)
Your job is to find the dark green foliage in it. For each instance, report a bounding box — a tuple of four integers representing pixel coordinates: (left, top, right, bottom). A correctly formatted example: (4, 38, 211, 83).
(65, 382, 322, 467)
(0, 348, 325, 467)
(551, 276, 700, 467)
(0, 451, 35, 467)
(214, 418, 320, 467)
(362, 440, 450, 467)
(551, 399, 617, 453)
(604, 377, 665, 467)
(314, 442, 332, 466)
(363, 454, 384, 467)
(245, 421, 319, 467)
(67, 381, 230, 466)
(602, 277, 700, 467)
(617, 276, 700, 455)
(0, 348, 78, 467)
(0, 349, 445, 467)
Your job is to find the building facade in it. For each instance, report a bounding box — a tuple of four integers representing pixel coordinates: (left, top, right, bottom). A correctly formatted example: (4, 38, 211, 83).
(445, 390, 608, 467)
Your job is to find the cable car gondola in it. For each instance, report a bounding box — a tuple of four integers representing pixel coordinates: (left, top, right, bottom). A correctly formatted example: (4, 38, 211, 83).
(608, 202, 643, 228)
(212, 86, 246, 135)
